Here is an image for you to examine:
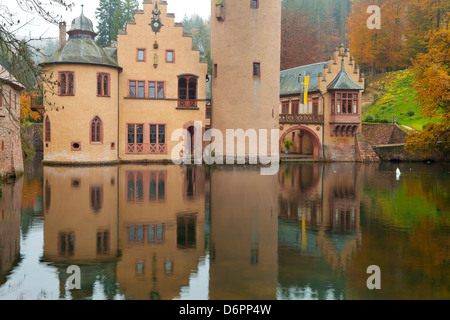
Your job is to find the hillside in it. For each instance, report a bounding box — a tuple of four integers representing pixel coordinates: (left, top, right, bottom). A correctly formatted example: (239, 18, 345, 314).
(361, 69, 441, 131)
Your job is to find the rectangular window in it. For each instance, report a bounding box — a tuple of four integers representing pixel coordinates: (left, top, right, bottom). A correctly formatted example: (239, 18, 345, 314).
(251, 0, 259, 9)
(129, 81, 136, 98)
(149, 82, 156, 99)
(137, 49, 145, 62)
(127, 124, 144, 144)
(59, 72, 75, 96)
(149, 124, 166, 145)
(149, 81, 165, 99)
(59, 232, 75, 256)
(157, 82, 164, 98)
(291, 101, 299, 115)
(282, 102, 289, 114)
(158, 125, 166, 144)
(97, 73, 110, 97)
(97, 231, 109, 255)
(150, 125, 157, 144)
(138, 81, 145, 98)
(213, 64, 218, 78)
(166, 50, 174, 63)
(253, 62, 261, 77)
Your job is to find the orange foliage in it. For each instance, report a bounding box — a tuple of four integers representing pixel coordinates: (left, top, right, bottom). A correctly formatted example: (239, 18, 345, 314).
(347, 0, 409, 72)
(405, 28, 450, 156)
(20, 91, 42, 123)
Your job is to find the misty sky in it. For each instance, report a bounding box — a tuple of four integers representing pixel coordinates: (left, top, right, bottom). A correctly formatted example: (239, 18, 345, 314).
(8, 0, 211, 39)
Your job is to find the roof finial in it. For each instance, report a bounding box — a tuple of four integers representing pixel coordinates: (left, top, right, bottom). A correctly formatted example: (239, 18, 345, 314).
(81, 4, 84, 16)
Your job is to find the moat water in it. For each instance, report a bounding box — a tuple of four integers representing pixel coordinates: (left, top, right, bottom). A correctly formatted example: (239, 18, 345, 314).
(0, 154, 448, 300)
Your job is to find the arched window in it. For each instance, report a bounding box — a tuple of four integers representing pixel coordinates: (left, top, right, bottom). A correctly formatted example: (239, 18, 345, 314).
(97, 73, 110, 96)
(177, 75, 198, 108)
(45, 116, 51, 142)
(59, 71, 75, 95)
(90, 116, 103, 143)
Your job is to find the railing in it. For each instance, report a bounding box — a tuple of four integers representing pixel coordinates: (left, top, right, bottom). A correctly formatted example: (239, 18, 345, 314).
(127, 143, 167, 155)
(177, 99, 198, 108)
(279, 114, 324, 125)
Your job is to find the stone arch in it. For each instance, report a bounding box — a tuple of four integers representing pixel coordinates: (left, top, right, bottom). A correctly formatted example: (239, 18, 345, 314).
(280, 126, 322, 159)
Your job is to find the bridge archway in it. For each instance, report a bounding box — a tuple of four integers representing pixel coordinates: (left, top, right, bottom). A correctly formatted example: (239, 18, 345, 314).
(280, 126, 322, 159)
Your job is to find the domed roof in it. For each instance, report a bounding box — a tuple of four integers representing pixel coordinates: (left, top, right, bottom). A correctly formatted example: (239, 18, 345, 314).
(68, 13, 96, 36)
(41, 13, 120, 69)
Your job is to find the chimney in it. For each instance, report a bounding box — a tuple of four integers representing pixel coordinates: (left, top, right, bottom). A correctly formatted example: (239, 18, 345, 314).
(59, 22, 67, 50)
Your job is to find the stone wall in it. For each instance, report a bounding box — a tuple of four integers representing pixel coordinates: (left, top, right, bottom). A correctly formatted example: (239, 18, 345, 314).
(0, 83, 24, 179)
(362, 123, 408, 145)
(373, 144, 448, 162)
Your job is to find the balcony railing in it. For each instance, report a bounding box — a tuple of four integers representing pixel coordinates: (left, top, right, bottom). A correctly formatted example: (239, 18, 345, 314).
(177, 99, 198, 108)
(279, 114, 324, 125)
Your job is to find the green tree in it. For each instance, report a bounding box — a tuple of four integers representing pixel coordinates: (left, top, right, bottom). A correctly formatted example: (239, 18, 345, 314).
(95, 0, 121, 47)
(111, 0, 139, 44)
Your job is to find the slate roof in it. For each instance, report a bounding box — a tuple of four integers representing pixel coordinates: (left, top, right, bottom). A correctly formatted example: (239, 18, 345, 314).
(280, 60, 363, 96)
(42, 14, 119, 69)
(327, 62, 363, 91)
(280, 62, 328, 96)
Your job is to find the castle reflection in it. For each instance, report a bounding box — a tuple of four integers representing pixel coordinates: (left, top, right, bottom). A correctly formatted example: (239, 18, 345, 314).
(40, 162, 363, 300)
(0, 178, 23, 286)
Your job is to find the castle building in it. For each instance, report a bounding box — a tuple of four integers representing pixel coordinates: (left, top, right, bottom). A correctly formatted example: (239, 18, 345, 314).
(278, 45, 366, 161)
(0, 65, 24, 178)
(41, 1, 367, 165)
(41, 1, 208, 164)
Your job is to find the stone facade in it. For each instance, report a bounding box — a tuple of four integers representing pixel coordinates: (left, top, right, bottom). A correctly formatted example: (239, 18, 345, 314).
(0, 65, 24, 178)
(210, 0, 281, 157)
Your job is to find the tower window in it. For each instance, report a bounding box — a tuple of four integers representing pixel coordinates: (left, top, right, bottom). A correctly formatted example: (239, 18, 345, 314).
(45, 116, 51, 142)
(90, 116, 103, 143)
(59, 71, 75, 95)
(97, 73, 110, 97)
(253, 62, 261, 77)
(213, 64, 218, 78)
(250, 0, 259, 9)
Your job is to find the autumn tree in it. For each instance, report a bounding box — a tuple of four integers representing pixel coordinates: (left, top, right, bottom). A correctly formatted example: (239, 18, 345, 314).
(347, 0, 410, 75)
(281, 3, 322, 69)
(405, 28, 450, 157)
(20, 92, 42, 124)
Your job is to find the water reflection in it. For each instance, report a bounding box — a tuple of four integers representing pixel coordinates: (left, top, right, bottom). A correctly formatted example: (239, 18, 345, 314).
(0, 177, 22, 286)
(0, 159, 448, 300)
(277, 163, 362, 300)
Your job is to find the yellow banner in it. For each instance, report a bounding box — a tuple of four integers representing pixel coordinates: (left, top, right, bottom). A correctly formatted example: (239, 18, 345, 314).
(303, 76, 310, 105)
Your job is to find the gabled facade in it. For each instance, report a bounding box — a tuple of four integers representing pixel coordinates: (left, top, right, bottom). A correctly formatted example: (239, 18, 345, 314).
(0, 65, 24, 178)
(41, 1, 208, 165)
(118, 0, 208, 162)
(279, 45, 365, 161)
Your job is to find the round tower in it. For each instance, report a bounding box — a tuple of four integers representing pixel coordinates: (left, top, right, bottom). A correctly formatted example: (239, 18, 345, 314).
(210, 0, 281, 159)
(41, 12, 120, 164)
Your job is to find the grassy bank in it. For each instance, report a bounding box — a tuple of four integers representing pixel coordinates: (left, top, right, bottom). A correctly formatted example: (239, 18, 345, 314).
(362, 69, 441, 131)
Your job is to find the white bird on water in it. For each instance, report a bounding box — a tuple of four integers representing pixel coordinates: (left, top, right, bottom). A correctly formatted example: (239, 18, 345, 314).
(396, 167, 401, 180)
